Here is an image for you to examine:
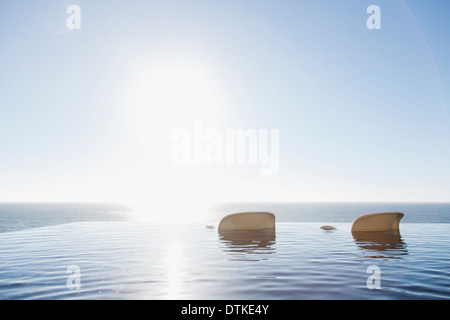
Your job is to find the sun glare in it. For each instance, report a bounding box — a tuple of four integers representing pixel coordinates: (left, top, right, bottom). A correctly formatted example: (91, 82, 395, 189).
(118, 57, 229, 222)
(128, 59, 226, 142)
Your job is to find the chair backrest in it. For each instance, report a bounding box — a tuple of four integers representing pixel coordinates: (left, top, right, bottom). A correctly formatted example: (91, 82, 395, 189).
(351, 212, 404, 232)
(218, 212, 276, 231)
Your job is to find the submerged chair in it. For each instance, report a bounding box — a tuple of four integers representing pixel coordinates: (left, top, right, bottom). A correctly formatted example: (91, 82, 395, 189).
(351, 212, 404, 232)
(218, 212, 275, 231)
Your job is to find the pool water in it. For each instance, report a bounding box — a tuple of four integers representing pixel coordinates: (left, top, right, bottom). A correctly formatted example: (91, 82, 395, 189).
(0, 222, 449, 300)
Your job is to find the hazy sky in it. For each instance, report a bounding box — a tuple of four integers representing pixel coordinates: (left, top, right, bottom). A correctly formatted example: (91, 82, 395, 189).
(1, 0, 450, 213)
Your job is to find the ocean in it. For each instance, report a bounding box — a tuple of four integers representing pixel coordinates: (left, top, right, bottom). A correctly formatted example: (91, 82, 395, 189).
(0, 202, 449, 300)
(0, 203, 133, 234)
(1, 202, 450, 234)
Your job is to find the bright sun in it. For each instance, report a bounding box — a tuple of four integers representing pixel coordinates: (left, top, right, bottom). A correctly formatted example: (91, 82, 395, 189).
(118, 57, 228, 222)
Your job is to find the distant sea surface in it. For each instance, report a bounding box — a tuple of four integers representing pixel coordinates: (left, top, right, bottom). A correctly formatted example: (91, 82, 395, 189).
(0, 203, 133, 234)
(1, 202, 450, 234)
(210, 202, 450, 224)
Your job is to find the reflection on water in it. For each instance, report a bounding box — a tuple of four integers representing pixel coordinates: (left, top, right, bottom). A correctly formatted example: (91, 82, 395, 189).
(164, 241, 184, 299)
(352, 230, 408, 259)
(219, 230, 276, 261)
(2, 223, 450, 299)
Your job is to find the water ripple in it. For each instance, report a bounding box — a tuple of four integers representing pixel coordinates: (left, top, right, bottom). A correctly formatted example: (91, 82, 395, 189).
(0, 222, 449, 299)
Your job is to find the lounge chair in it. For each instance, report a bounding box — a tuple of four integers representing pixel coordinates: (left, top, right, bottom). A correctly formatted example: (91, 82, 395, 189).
(218, 212, 275, 231)
(351, 212, 404, 232)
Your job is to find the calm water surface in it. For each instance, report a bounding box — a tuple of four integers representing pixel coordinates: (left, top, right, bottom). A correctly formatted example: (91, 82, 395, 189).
(0, 221, 449, 300)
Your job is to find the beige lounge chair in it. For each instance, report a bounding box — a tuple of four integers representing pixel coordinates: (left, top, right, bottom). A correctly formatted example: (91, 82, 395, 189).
(351, 212, 404, 232)
(218, 212, 275, 231)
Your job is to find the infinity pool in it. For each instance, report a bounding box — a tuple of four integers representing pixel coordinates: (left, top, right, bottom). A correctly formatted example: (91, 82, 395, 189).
(0, 222, 449, 299)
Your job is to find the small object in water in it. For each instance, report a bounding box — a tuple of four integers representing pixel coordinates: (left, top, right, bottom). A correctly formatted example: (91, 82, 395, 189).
(205, 225, 215, 229)
(320, 225, 337, 230)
